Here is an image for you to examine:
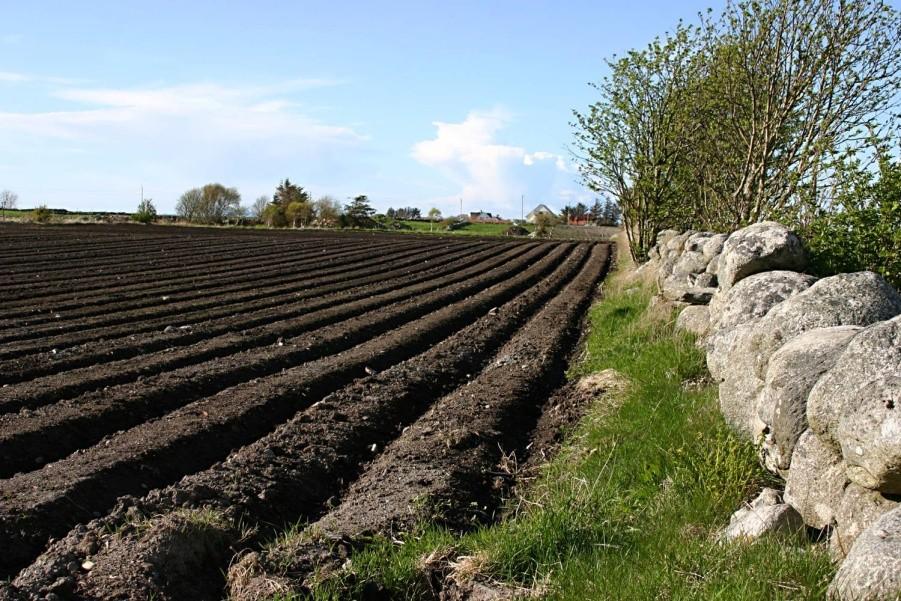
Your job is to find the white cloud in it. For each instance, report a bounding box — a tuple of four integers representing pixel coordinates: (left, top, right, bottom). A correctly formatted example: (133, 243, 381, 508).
(411, 109, 576, 216)
(1, 80, 360, 143)
(0, 79, 366, 212)
(0, 71, 30, 83)
(0, 71, 85, 86)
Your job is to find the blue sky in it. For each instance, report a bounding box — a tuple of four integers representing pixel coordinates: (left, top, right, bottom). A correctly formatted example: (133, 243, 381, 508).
(1, 0, 717, 217)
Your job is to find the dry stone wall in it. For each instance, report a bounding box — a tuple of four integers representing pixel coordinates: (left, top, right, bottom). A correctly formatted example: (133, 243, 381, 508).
(641, 221, 901, 600)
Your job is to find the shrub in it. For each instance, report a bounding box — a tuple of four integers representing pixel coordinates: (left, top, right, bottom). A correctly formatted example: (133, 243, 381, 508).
(802, 152, 901, 289)
(532, 212, 556, 238)
(504, 225, 529, 236)
(444, 218, 468, 231)
(132, 198, 157, 224)
(31, 205, 52, 223)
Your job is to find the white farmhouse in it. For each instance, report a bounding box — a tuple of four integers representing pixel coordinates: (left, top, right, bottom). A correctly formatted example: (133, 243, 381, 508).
(525, 204, 557, 224)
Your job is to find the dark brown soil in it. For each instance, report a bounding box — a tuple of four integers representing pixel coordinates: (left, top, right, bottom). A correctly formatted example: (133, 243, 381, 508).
(0, 223, 610, 601)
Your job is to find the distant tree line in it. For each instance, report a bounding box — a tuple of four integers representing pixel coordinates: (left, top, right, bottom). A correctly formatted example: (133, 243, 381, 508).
(171, 178, 382, 229)
(385, 207, 422, 220)
(572, 0, 901, 269)
(559, 199, 621, 226)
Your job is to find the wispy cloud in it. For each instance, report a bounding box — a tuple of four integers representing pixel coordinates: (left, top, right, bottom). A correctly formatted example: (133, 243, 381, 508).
(0, 79, 367, 211)
(0, 33, 22, 45)
(1, 81, 363, 145)
(0, 71, 30, 83)
(412, 108, 578, 215)
(0, 70, 84, 85)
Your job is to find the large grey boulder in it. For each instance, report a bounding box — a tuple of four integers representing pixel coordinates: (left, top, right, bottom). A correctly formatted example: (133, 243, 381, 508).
(702, 233, 728, 261)
(721, 488, 804, 542)
(672, 251, 709, 278)
(832, 483, 899, 559)
(707, 322, 751, 383)
(807, 315, 901, 494)
(661, 279, 716, 305)
(708, 270, 817, 334)
(750, 272, 901, 380)
(829, 506, 901, 601)
(675, 305, 711, 338)
(705, 253, 722, 276)
(659, 232, 720, 303)
(666, 230, 693, 253)
(690, 272, 717, 289)
(717, 324, 767, 438)
(758, 326, 860, 475)
(657, 229, 679, 245)
(784, 430, 847, 529)
(684, 231, 715, 253)
(718, 222, 807, 291)
(651, 229, 679, 260)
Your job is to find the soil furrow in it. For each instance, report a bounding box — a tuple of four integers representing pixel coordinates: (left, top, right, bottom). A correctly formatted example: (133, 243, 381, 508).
(0, 239, 457, 344)
(0, 240, 506, 415)
(0, 230, 225, 262)
(0, 237, 403, 309)
(0, 242, 493, 384)
(0, 236, 289, 280)
(0, 237, 425, 323)
(0, 237, 305, 294)
(0, 243, 547, 474)
(0, 233, 296, 274)
(0, 242, 575, 577)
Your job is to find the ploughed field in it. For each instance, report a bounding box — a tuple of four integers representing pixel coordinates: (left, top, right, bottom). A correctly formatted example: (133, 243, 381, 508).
(0, 223, 610, 600)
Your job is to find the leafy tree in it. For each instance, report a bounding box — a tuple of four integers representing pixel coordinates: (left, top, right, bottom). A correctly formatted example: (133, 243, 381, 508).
(251, 195, 269, 221)
(267, 180, 311, 227)
(175, 188, 203, 222)
(314, 195, 342, 227)
(574, 0, 901, 258)
(273, 179, 310, 206)
(132, 198, 157, 224)
(609, 200, 622, 225)
(572, 25, 700, 260)
(386, 207, 397, 219)
(262, 203, 287, 227)
(802, 138, 901, 288)
(200, 183, 241, 223)
(690, 0, 901, 228)
(427, 207, 442, 231)
(343, 195, 376, 227)
(286, 200, 315, 227)
(572, 202, 589, 221)
(176, 184, 241, 224)
(589, 199, 604, 223)
(0, 190, 17, 210)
